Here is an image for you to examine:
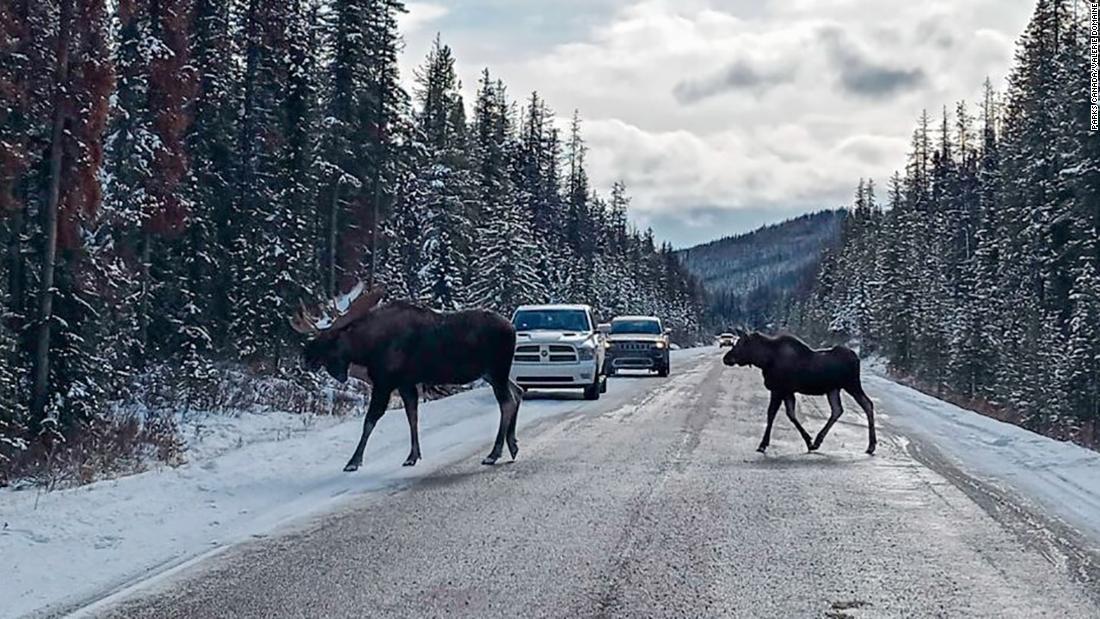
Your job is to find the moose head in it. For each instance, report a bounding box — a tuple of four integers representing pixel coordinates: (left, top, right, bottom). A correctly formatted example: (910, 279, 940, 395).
(289, 283, 386, 382)
(722, 327, 764, 368)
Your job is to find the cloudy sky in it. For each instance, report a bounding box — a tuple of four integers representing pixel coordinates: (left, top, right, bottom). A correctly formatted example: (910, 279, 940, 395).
(398, 0, 1037, 248)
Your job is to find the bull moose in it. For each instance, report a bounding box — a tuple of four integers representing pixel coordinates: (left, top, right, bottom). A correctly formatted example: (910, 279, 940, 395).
(723, 329, 876, 455)
(290, 284, 523, 471)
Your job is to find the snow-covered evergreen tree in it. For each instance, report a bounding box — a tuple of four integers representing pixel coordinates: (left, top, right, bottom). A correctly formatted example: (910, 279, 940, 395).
(469, 72, 544, 312)
(797, 0, 1100, 440)
(412, 37, 472, 310)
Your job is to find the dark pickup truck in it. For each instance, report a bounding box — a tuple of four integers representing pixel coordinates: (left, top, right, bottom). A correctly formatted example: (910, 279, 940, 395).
(602, 316, 671, 377)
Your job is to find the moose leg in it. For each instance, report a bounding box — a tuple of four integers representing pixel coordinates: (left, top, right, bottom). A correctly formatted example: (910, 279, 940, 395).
(811, 390, 844, 452)
(399, 385, 421, 466)
(846, 385, 877, 455)
(483, 378, 520, 465)
(784, 395, 814, 451)
(505, 380, 523, 459)
(344, 385, 393, 472)
(757, 392, 783, 453)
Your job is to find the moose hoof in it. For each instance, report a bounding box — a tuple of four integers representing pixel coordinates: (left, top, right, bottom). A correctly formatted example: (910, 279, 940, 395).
(756, 445, 768, 454)
(508, 443, 519, 459)
(343, 463, 360, 472)
(481, 456, 499, 466)
(403, 458, 419, 467)
(866, 445, 877, 456)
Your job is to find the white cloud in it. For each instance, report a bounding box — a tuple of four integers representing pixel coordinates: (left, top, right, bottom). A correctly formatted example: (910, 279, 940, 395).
(401, 0, 1037, 246)
(401, 2, 450, 35)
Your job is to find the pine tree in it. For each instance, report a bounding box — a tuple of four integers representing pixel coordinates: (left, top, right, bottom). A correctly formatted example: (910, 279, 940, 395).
(971, 80, 1004, 401)
(469, 72, 543, 312)
(30, 0, 115, 426)
(1063, 254, 1100, 433)
(413, 37, 472, 310)
(564, 111, 596, 302)
(317, 0, 408, 295)
(230, 0, 321, 361)
(184, 0, 240, 354)
(104, 0, 197, 370)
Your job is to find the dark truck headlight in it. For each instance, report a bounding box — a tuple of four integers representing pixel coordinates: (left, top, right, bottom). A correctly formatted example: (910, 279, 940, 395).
(577, 346, 596, 361)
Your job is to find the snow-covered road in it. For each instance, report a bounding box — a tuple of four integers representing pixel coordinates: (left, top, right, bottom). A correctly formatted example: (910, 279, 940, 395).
(1, 349, 713, 619)
(3, 348, 1099, 618)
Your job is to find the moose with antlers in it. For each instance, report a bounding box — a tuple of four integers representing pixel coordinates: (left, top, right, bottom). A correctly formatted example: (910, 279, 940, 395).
(290, 284, 523, 471)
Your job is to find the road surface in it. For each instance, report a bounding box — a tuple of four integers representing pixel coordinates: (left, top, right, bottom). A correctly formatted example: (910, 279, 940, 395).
(88, 353, 1099, 618)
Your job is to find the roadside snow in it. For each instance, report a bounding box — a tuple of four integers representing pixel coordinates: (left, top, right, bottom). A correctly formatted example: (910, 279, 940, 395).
(866, 373, 1100, 548)
(0, 348, 714, 619)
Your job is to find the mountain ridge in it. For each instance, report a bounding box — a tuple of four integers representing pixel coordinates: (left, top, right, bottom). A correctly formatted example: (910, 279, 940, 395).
(676, 210, 845, 329)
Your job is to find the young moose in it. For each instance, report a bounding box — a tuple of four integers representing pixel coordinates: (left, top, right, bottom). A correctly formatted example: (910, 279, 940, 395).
(722, 329, 876, 455)
(290, 284, 523, 471)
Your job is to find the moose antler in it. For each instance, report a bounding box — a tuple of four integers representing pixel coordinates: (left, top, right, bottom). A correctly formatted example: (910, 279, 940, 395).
(289, 283, 386, 337)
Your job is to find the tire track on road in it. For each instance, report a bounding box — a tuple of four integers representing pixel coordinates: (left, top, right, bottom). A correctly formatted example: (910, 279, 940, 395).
(589, 359, 726, 617)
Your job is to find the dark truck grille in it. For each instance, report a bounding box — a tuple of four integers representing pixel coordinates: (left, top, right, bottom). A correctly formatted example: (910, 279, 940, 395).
(613, 341, 656, 351)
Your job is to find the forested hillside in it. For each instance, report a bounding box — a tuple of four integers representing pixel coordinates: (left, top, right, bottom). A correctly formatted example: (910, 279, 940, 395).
(678, 211, 844, 329)
(795, 0, 1099, 446)
(0, 1, 704, 481)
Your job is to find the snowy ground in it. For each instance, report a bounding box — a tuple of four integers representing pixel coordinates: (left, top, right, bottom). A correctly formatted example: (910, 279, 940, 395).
(865, 371, 1100, 551)
(3, 347, 1099, 618)
(0, 348, 712, 619)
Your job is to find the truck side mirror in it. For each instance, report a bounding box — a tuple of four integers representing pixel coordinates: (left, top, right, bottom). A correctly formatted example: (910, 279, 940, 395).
(598, 323, 611, 335)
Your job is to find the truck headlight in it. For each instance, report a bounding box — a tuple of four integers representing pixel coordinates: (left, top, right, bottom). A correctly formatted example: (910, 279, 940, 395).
(654, 341, 666, 349)
(577, 347, 595, 361)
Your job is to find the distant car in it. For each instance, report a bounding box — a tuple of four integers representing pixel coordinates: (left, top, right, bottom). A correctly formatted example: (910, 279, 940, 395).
(603, 316, 671, 377)
(718, 333, 736, 347)
(510, 304, 606, 400)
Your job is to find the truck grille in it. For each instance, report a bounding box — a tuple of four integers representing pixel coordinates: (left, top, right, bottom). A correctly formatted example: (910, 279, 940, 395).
(513, 344, 578, 364)
(613, 341, 656, 352)
(514, 345, 541, 363)
(548, 344, 578, 363)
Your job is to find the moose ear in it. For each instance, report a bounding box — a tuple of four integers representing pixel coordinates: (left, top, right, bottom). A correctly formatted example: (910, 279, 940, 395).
(361, 285, 386, 310)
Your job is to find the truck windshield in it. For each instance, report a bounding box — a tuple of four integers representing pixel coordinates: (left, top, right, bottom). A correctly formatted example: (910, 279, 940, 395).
(513, 310, 591, 333)
(611, 320, 662, 335)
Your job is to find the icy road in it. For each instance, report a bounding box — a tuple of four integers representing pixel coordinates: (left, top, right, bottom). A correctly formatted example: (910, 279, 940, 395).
(8, 349, 1100, 618)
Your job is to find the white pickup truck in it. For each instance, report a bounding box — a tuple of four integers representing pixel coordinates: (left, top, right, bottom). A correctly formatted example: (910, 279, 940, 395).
(510, 304, 607, 400)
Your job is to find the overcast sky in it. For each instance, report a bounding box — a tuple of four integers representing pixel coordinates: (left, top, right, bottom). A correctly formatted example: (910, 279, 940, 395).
(398, 0, 1037, 248)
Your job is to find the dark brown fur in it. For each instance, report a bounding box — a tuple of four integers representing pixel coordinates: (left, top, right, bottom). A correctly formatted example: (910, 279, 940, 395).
(723, 330, 876, 455)
(302, 300, 522, 471)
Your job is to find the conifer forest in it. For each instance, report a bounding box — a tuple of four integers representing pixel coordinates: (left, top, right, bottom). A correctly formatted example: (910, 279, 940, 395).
(795, 1, 1099, 445)
(0, 0, 705, 478)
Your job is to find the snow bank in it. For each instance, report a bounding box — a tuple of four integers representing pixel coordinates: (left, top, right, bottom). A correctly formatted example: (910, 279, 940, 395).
(866, 373, 1100, 547)
(0, 348, 714, 618)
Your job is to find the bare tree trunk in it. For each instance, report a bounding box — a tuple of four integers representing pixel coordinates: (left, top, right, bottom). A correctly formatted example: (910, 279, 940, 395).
(137, 229, 152, 364)
(6, 186, 26, 320)
(30, 0, 74, 421)
(367, 83, 385, 289)
(327, 185, 338, 297)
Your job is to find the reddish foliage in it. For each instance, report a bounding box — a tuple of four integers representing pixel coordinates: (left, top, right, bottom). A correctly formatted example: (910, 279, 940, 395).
(145, 0, 197, 237)
(0, 0, 40, 214)
(57, 0, 114, 250)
